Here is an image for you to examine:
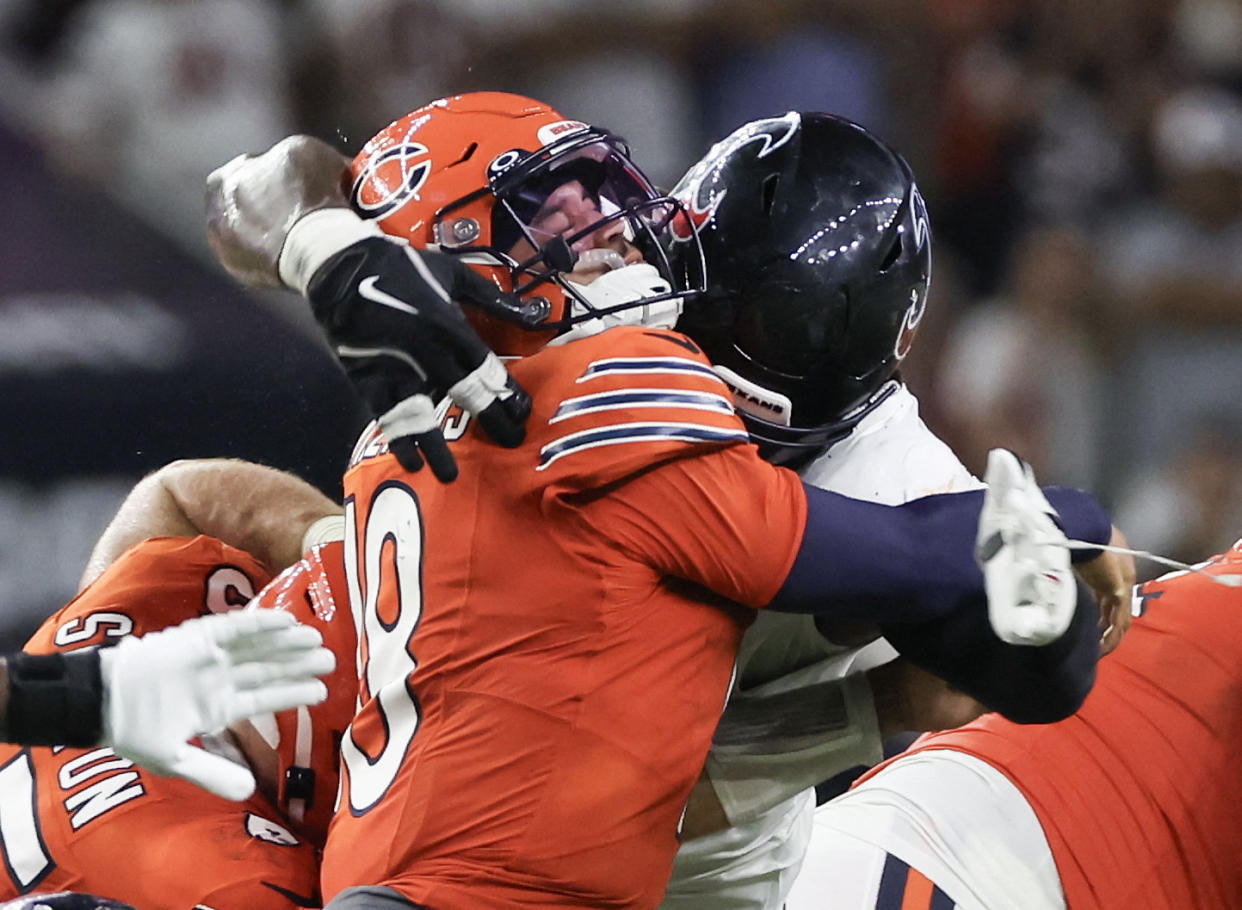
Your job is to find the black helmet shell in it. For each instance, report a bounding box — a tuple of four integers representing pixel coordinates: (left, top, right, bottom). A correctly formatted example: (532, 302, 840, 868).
(669, 112, 931, 461)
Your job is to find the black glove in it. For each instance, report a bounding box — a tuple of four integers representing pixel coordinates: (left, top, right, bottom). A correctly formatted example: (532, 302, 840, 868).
(306, 237, 534, 481)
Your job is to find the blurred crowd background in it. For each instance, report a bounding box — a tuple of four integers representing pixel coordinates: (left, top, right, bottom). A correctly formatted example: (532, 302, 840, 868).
(2, 0, 1242, 646)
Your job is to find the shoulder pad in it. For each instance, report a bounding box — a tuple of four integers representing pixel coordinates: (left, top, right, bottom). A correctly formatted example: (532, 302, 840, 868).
(515, 327, 750, 492)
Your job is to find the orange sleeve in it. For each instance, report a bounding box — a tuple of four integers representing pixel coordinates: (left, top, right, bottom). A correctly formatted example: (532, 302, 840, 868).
(579, 443, 807, 608)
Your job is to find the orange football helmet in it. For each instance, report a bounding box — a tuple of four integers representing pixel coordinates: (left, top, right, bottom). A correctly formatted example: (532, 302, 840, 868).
(248, 540, 356, 848)
(348, 91, 703, 356)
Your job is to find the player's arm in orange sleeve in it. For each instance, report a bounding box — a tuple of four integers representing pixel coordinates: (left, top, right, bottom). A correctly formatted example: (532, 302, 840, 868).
(80, 458, 343, 589)
(586, 445, 1112, 618)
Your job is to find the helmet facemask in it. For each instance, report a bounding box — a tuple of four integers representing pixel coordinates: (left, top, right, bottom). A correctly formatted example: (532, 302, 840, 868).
(351, 93, 706, 355)
(431, 125, 704, 340)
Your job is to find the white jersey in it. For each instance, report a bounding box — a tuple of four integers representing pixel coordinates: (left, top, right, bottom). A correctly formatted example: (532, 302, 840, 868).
(784, 751, 1063, 910)
(659, 385, 980, 910)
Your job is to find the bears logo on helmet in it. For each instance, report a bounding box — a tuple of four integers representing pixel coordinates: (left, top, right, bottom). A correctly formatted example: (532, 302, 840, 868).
(350, 130, 432, 221)
(348, 92, 703, 357)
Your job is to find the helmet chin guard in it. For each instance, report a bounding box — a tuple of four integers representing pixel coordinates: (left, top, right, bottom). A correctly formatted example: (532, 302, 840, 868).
(548, 263, 684, 347)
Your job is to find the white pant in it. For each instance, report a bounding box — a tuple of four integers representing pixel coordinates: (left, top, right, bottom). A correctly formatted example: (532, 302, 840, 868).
(785, 751, 1065, 910)
(659, 789, 814, 910)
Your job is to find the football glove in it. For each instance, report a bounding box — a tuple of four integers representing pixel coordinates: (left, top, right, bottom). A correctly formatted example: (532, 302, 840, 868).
(100, 609, 335, 801)
(207, 138, 535, 482)
(975, 448, 1077, 646)
(292, 220, 533, 481)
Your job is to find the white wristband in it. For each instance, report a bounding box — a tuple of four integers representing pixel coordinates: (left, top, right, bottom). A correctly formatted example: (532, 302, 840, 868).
(278, 208, 385, 294)
(301, 514, 346, 553)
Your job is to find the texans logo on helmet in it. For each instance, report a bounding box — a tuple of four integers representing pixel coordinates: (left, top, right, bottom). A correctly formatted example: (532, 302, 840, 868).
(668, 111, 802, 242)
(893, 201, 930, 360)
(667, 190, 725, 242)
(351, 126, 433, 221)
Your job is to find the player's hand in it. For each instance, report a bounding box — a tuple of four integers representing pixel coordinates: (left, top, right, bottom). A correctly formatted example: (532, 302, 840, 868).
(975, 449, 1078, 646)
(1075, 524, 1136, 655)
(205, 135, 352, 288)
(301, 230, 533, 481)
(100, 610, 335, 801)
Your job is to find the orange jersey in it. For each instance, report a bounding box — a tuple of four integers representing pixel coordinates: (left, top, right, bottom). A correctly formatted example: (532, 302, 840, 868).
(0, 536, 321, 909)
(874, 541, 1242, 909)
(322, 327, 807, 909)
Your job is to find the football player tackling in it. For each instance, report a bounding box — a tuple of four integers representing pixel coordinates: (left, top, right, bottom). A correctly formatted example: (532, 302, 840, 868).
(207, 92, 1121, 910)
(652, 111, 1132, 910)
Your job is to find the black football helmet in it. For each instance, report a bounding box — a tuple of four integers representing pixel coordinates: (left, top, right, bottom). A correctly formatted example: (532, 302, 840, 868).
(666, 111, 932, 465)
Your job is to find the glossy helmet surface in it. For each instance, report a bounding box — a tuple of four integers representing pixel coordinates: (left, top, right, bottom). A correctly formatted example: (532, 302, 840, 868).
(0, 895, 136, 910)
(667, 111, 931, 464)
(248, 539, 355, 849)
(349, 91, 701, 356)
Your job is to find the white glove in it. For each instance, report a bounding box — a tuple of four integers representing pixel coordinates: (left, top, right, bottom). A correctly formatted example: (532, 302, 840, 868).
(99, 610, 335, 800)
(205, 135, 358, 289)
(975, 448, 1076, 646)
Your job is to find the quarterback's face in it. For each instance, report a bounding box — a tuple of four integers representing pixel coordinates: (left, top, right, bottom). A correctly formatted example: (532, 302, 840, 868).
(510, 178, 645, 283)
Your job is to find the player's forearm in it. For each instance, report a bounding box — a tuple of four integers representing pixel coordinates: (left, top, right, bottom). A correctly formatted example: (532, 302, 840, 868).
(81, 459, 342, 589)
(0, 651, 104, 746)
(157, 459, 342, 571)
(206, 135, 354, 290)
(766, 484, 1110, 620)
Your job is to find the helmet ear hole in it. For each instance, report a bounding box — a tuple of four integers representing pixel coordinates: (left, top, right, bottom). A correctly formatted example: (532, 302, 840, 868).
(761, 174, 781, 215)
(878, 234, 903, 272)
(450, 142, 479, 168)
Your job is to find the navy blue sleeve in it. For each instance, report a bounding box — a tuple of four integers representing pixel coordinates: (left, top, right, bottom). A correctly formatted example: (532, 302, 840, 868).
(1045, 486, 1112, 562)
(766, 483, 1113, 618)
(881, 579, 1099, 724)
(766, 482, 1111, 724)
(765, 486, 986, 621)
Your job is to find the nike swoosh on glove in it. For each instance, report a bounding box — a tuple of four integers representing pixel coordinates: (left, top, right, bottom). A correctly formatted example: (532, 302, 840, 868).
(290, 212, 534, 482)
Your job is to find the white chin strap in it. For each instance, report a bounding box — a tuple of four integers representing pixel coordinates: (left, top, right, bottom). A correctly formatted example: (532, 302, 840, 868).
(549, 262, 683, 347)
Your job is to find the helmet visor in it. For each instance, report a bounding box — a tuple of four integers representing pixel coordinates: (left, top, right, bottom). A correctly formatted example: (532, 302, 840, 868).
(493, 140, 676, 267)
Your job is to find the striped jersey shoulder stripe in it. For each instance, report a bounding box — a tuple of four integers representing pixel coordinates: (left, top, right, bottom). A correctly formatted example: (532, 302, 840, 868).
(577, 356, 724, 383)
(537, 422, 750, 470)
(550, 388, 735, 424)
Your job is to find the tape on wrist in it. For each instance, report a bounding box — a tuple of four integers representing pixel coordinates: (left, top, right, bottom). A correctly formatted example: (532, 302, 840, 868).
(2, 651, 104, 747)
(278, 208, 384, 294)
(448, 354, 511, 413)
(302, 514, 346, 553)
